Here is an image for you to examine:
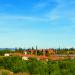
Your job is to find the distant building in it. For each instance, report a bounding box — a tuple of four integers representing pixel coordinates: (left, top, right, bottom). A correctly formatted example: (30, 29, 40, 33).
(24, 51, 27, 55)
(4, 53, 10, 56)
(47, 48, 55, 55)
(22, 56, 28, 60)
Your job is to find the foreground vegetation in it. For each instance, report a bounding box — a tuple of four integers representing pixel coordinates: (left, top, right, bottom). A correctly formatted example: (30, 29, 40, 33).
(0, 56, 75, 75)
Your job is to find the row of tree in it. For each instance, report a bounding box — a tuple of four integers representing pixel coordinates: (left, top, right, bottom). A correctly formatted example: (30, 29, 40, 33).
(0, 47, 75, 56)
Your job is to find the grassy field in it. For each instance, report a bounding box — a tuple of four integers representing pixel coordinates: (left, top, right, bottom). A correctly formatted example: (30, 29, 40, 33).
(0, 69, 30, 75)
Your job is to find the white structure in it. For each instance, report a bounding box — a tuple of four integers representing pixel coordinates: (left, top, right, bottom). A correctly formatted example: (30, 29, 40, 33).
(22, 56, 28, 60)
(4, 53, 10, 56)
(24, 51, 27, 55)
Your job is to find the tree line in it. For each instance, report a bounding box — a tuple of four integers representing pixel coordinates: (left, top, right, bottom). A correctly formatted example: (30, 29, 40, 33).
(0, 47, 75, 56)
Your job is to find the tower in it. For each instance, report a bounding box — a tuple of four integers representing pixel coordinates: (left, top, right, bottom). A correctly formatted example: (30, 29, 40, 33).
(36, 45, 38, 50)
(36, 45, 38, 56)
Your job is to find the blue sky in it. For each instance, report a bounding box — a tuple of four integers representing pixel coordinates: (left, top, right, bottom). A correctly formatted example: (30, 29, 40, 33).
(0, 0, 75, 48)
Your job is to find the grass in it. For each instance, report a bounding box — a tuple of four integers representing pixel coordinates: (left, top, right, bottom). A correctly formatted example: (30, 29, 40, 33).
(0, 69, 30, 75)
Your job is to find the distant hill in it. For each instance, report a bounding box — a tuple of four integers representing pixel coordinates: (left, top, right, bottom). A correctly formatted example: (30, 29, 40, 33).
(0, 48, 16, 50)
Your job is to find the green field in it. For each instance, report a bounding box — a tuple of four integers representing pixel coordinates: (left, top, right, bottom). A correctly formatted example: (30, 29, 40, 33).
(0, 56, 75, 75)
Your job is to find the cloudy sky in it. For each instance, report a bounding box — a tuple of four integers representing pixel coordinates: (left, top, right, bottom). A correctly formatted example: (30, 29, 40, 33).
(0, 0, 75, 48)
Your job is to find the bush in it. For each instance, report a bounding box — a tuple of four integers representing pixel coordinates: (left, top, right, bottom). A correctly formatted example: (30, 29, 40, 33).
(0, 56, 75, 75)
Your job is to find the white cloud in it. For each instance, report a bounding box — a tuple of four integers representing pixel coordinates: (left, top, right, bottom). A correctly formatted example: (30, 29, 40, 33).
(45, 0, 75, 22)
(0, 14, 50, 22)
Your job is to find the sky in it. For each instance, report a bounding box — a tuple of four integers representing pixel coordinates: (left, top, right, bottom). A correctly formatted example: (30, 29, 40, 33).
(0, 0, 75, 49)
